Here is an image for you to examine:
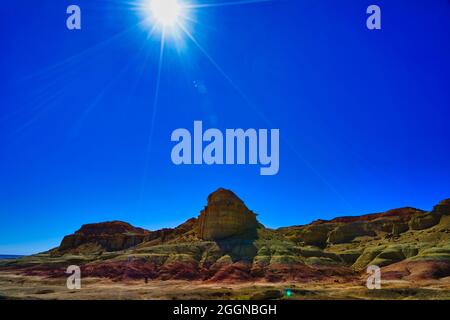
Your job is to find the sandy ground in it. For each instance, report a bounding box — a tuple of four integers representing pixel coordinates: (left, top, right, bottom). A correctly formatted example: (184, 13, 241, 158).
(1, 271, 449, 300)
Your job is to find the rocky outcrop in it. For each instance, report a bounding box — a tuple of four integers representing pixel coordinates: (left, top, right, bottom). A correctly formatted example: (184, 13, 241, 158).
(432, 199, 450, 216)
(381, 259, 450, 281)
(58, 221, 150, 254)
(327, 222, 375, 244)
(282, 206, 445, 248)
(142, 218, 198, 245)
(409, 212, 441, 230)
(325, 207, 423, 224)
(407, 199, 450, 230)
(197, 188, 258, 240)
(296, 224, 334, 247)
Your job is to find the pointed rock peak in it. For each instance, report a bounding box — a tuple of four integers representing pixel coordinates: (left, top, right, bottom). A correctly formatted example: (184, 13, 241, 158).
(198, 188, 258, 240)
(207, 188, 243, 205)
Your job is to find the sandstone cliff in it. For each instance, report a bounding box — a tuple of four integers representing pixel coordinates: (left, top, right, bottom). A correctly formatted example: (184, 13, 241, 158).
(58, 221, 150, 254)
(197, 188, 258, 240)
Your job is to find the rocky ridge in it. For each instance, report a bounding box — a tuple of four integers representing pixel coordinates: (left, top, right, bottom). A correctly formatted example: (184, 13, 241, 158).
(1, 190, 449, 283)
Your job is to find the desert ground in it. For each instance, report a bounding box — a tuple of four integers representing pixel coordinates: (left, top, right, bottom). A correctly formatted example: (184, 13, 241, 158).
(1, 271, 449, 300)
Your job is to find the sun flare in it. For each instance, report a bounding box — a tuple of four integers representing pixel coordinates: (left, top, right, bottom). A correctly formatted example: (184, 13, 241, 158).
(148, 0, 184, 27)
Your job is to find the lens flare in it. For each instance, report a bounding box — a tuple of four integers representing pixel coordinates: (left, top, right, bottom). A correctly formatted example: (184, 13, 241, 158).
(149, 0, 183, 27)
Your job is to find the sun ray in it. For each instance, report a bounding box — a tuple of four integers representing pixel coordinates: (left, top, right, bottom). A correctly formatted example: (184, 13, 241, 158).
(177, 21, 350, 206)
(19, 24, 141, 84)
(10, 86, 70, 136)
(8, 26, 151, 140)
(177, 21, 271, 124)
(138, 30, 166, 207)
(68, 39, 149, 139)
(186, 0, 273, 10)
(3, 25, 146, 128)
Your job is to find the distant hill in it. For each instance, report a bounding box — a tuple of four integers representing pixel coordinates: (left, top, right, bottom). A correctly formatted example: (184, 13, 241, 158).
(0, 255, 24, 260)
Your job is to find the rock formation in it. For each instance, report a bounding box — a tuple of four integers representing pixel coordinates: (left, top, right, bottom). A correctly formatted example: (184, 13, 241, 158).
(433, 198, 450, 215)
(2, 192, 449, 286)
(197, 188, 258, 240)
(58, 221, 150, 253)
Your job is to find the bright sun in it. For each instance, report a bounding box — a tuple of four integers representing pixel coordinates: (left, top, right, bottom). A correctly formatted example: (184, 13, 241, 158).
(149, 0, 183, 27)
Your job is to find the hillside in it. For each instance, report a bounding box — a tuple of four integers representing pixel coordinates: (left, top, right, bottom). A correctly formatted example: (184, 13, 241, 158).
(1, 188, 449, 287)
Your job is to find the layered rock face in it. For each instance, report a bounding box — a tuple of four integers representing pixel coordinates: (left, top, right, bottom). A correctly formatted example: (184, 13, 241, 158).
(286, 207, 440, 247)
(433, 199, 450, 215)
(197, 188, 258, 240)
(58, 221, 150, 253)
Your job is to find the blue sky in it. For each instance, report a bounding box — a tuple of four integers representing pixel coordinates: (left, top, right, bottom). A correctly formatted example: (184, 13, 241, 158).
(1, 0, 449, 254)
